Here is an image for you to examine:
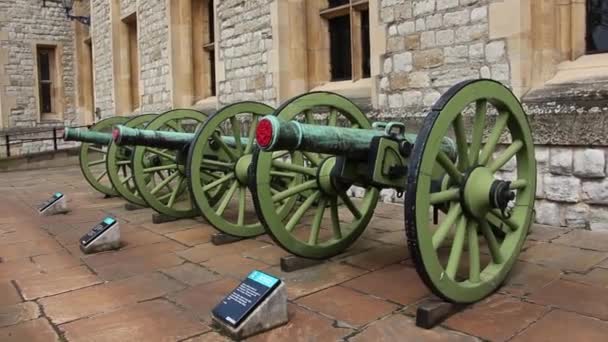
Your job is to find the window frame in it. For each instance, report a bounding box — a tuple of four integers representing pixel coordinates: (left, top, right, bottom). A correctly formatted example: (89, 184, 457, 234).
(34, 43, 63, 122)
(320, 0, 371, 82)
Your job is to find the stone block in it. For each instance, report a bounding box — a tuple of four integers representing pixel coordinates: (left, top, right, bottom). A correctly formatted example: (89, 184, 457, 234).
(437, 0, 458, 11)
(549, 148, 573, 175)
(426, 14, 443, 29)
(402, 91, 423, 107)
(398, 21, 416, 35)
(582, 179, 608, 204)
(574, 149, 605, 178)
(544, 175, 580, 203)
(413, 49, 444, 69)
(408, 71, 431, 88)
(485, 40, 505, 63)
(443, 9, 470, 27)
(534, 200, 561, 227)
(420, 31, 436, 48)
(471, 6, 488, 22)
(414, 0, 436, 16)
(564, 203, 590, 229)
(590, 207, 608, 231)
(393, 52, 413, 72)
(436, 29, 455, 46)
(388, 94, 403, 108)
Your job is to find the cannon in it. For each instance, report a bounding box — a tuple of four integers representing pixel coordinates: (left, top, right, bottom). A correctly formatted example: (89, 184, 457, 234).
(113, 102, 293, 238)
(249, 79, 536, 303)
(64, 110, 204, 206)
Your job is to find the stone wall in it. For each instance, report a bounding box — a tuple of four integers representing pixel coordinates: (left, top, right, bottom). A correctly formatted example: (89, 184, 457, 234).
(0, 0, 77, 127)
(91, 0, 114, 118)
(377, 0, 504, 116)
(216, 0, 275, 106)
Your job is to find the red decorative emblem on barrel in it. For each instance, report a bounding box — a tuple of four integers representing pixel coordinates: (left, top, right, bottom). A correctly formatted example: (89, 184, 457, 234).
(256, 118, 273, 148)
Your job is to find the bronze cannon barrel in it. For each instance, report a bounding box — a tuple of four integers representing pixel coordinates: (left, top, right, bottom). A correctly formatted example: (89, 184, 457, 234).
(113, 125, 248, 150)
(64, 127, 113, 145)
(256, 116, 457, 161)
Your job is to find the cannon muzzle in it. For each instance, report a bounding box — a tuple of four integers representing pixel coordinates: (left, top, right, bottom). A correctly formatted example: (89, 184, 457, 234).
(64, 127, 113, 145)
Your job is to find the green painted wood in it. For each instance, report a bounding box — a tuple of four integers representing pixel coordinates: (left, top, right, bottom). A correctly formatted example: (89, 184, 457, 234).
(404, 79, 536, 304)
(78, 116, 129, 196)
(187, 101, 275, 237)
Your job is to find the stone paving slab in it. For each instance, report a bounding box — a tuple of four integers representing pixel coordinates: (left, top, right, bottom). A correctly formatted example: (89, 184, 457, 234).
(1, 165, 608, 341)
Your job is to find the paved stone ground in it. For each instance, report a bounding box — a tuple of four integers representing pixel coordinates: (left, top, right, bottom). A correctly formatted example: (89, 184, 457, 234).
(2, 166, 608, 341)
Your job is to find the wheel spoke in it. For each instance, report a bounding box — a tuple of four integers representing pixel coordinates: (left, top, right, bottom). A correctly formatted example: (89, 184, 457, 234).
(488, 140, 523, 173)
(270, 171, 297, 178)
(330, 198, 342, 239)
(88, 159, 105, 167)
(95, 170, 108, 182)
(144, 164, 177, 173)
(116, 160, 131, 166)
(338, 192, 362, 219)
(430, 188, 460, 205)
(479, 111, 509, 166)
(147, 148, 177, 162)
(89, 146, 106, 154)
(237, 185, 246, 226)
(230, 117, 244, 155)
(213, 133, 238, 161)
(479, 219, 503, 264)
(244, 115, 259, 154)
(272, 180, 317, 203)
(437, 151, 463, 184)
(272, 151, 290, 160)
(510, 179, 528, 190)
(467, 221, 481, 283)
(120, 175, 133, 184)
(302, 151, 322, 166)
(328, 109, 338, 126)
(271, 160, 317, 177)
(167, 176, 183, 208)
(469, 100, 487, 165)
(432, 204, 462, 250)
(308, 198, 327, 245)
(453, 114, 470, 170)
(150, 171, 179, 195)
(445, 215, 467, 280)
(202, 173, 235, 192)
(304, 109, 314, 123)
(201, 158, 235, 170)
(215, 181, 238, 216)
(488, 210, 519, 231)
(285, 191, 321, 232)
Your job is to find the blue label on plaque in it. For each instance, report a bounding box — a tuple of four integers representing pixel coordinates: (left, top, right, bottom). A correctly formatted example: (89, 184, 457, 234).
(212, 270, 281, 327)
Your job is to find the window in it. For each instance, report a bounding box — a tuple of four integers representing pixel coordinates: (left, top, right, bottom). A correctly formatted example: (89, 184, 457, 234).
(587, 0, 608, 54)
(192, 0, 216, 100)
(37, 47, 56, 114)
(320, 0, 370, 81)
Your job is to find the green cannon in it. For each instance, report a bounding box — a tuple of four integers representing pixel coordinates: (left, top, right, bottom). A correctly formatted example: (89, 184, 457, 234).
(63, 111, 202, 207)
(249, 80, 537, 304)
(112, 102, 291, 238)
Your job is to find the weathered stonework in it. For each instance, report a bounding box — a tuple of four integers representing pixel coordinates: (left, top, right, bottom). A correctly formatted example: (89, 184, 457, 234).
(0, 0, 76, 128)
(216, 0, 275, 107)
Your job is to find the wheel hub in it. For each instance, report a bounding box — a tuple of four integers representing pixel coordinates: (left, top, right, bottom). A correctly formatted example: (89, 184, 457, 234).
(461, 166, 514, 219)
(235, 154, 252, 184)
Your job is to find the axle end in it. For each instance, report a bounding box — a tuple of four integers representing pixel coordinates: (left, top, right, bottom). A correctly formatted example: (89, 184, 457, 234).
(63, 127, 77, 141)
(112, 125, 127, 145)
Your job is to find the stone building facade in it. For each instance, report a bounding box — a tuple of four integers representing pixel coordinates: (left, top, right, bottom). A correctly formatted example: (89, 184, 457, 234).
(1, 0, 607, 230)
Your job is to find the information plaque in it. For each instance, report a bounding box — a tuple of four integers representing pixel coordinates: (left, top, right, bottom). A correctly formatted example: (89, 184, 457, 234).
(213, 270, 281, 327)
(38, 192, 64, 211)
(80, 217, 117, 246)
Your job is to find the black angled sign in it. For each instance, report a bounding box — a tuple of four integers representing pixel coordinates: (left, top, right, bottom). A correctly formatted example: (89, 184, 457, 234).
(212, 270, 281, 327)
(38, 192, 64, 212)
(80, 217, 117, 246)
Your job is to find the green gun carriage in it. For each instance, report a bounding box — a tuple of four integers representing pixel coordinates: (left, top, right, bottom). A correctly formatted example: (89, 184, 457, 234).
(249, 79, 536, 303)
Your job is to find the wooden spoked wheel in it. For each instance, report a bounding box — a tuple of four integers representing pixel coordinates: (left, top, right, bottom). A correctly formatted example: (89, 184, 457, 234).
(187, 102, 274, 237)
(106, 113, 157, 206)
(131, 109, 207, 218)
(251, 92, 379, 259)
(79, 116, 129, 196)
(405, 79, 536, 303)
